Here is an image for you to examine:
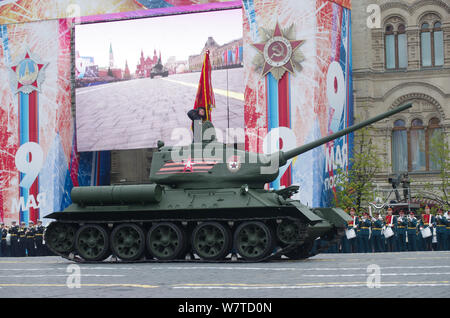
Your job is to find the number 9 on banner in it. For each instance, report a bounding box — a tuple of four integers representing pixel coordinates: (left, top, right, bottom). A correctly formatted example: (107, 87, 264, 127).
(15, 142, 44, 189)
(263, 127, 297, 178)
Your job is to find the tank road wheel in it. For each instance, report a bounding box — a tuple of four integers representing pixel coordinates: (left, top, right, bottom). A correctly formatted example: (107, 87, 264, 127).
(276, 220, 303, 245)
(147, 222, 185, 260)
(45, 222, 77, 254)
(192, 222, 232, 260)
(110, 224, 145, 261)
(75, 225, 110, 261)
(234, 221, 274, 261)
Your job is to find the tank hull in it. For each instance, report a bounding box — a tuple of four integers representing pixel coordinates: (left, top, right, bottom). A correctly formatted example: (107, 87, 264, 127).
(45, 186, 351, 262)
(44, 105, 412, 263)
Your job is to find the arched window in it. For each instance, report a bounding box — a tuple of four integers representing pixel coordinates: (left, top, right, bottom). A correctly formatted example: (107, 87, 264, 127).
(410, 118, 425, 171)
(392, 119, 408, 172)
(385, 23, 408, 70)
(428, 118, 442, 170)
(421, 19, 444, 67)
(392, 115, 443, 173)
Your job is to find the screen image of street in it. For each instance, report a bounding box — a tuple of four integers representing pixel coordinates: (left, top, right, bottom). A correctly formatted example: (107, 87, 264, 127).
(75, 9, 243, 151)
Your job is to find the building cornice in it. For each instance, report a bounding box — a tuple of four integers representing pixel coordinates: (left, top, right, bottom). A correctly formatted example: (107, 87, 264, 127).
(380, 0, 450, 14)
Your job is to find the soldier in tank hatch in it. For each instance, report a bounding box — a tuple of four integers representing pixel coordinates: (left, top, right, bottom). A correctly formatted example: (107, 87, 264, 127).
(187, 106, 207, 122)
(187, 106, 207, 142)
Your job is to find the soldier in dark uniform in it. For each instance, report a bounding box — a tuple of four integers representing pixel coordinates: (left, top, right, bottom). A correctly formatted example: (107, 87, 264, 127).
(25, 221, 36, 256)
(341, 208, 350, 253)
(346, 207, 359, 253)
(0, 223, 5, 257)
(396, 210, 408, 252)
(384, 207, 397, 252)
(35, 220, 45, 256)
(435, 209, 447, 251)
(18, 222, 27, 256)
(187, 106, 207, 142)
(420, 205, 435, 251)
(3, 225, 10, 256)
(371, 211, 384, 252)
(407, 211, 418, 252)
(356, 212, 363, 253)
(359, 212, 371, 253)
(446, 211, 450, 251)
(8, 221, 19, 257)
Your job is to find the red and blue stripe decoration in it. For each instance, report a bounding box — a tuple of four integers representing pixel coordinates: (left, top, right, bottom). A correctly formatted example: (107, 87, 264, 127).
(266, 72, 292, 189)
(18, 89, 39, 224)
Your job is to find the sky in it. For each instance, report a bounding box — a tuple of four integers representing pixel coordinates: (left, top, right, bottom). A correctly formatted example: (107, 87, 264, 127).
(75, 8, 243, 73)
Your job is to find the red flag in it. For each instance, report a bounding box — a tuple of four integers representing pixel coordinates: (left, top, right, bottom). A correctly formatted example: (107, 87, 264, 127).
(194, 50, 215, 121)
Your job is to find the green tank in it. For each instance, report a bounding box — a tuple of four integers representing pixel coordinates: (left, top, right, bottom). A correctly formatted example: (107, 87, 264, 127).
(150, 57, 169, 78)
(45, 103, 412, 262)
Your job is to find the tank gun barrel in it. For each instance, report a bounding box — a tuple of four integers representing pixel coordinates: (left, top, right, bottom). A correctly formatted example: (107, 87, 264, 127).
(280, 103, 412, 164)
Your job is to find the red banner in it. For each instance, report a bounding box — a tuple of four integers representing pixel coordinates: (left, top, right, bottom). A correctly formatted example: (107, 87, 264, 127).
(194, 50, 216, 121)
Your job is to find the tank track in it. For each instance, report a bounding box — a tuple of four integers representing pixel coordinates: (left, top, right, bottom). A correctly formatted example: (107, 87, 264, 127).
(311, 228, 345, 256)
(46, 217, 310, 264)
(281, 227, 345, 260)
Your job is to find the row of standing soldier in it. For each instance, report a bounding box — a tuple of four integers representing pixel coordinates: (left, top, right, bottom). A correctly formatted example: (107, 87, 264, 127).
(0, 220, 48, 257)
(337, 205, 449, 253)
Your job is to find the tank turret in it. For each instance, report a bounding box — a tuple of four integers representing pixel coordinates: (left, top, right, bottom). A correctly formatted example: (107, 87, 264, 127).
(150, 103, 412, 188)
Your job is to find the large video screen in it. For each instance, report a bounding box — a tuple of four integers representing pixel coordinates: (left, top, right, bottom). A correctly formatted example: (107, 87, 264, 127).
(75, 8, 243, 151)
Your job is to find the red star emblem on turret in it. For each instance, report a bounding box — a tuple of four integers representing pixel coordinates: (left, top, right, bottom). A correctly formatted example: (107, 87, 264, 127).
(183, 158, 193, 172)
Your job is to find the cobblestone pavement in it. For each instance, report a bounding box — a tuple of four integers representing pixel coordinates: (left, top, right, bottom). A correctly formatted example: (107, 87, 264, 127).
(0, 251, 449, 298)
(75, 68, 244, 152)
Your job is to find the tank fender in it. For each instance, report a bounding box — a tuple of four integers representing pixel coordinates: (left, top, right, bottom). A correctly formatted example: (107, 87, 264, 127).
(312, 207, 352, 227)
(287, 201, 323, 225)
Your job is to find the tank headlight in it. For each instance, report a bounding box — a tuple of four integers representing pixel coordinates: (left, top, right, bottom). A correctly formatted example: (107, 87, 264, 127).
(240, 184, 249, 194)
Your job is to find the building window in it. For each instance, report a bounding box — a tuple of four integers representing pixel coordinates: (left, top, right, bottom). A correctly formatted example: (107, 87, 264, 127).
(428, 118, 442, 170)
(421, 21, 444, 67)
(392, 120, 408, 172)
(385, 23, 408, 70)
(392, 117, 442, 173)
(410, 118, 425, 171)
(434, 22, 444, 66)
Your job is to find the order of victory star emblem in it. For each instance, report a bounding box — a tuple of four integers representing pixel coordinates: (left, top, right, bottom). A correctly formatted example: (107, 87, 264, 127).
(9, 48, 48, 95)
(251, 22, 305, 81)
